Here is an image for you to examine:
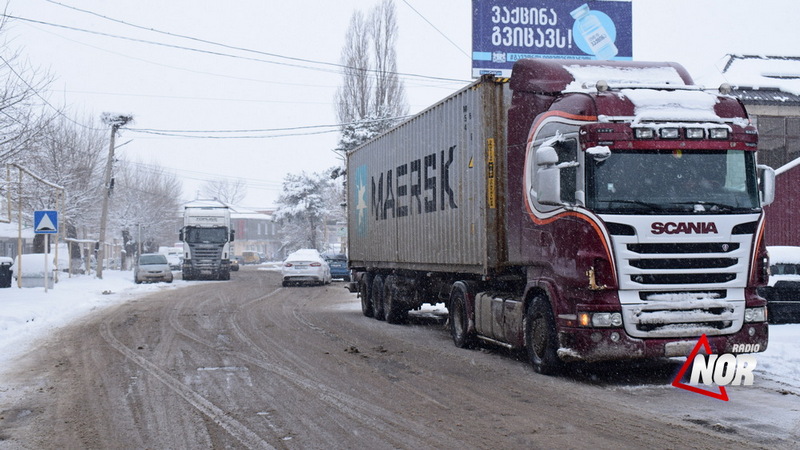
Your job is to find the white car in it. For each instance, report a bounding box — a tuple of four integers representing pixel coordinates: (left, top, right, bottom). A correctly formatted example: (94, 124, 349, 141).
(281, 249, 331, 287)
(758, 246, 800, 324)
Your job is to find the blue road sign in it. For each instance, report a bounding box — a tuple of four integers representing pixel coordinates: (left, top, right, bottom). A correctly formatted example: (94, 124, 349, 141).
(34, 210, 58, 234)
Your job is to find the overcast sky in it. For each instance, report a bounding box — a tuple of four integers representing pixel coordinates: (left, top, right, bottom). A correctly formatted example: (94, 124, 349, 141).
(4, 0, 798, 208)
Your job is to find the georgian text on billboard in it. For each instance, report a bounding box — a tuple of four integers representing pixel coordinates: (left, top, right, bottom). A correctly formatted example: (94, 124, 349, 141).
(472, 0, 633, 78)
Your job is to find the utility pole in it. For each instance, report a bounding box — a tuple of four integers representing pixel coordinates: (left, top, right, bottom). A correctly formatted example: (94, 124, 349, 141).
(97, 113, 132, 279)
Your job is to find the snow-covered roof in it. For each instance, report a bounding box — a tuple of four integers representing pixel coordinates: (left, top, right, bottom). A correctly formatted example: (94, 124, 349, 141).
(721, 55, 800, 101)
(0, 221, 35, 239)
(767, 246, 800, 264)
(564, 65, 687, 91)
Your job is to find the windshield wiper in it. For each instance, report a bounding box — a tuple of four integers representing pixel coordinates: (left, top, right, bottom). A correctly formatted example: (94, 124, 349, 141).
(600, 199, 665, 211)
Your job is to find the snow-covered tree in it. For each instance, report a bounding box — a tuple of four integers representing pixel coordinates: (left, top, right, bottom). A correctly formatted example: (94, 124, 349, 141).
(274, 168, 343, 254)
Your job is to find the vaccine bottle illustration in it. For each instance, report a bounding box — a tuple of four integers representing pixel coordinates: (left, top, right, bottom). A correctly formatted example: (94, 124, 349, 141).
(570, 3, 618, 60)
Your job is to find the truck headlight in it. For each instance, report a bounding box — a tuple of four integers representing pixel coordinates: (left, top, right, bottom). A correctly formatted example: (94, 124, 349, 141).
(578, 312, 623, 327)
(744, 307, 767, 323)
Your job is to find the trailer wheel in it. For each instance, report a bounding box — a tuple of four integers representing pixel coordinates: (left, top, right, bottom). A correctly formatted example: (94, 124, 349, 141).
(449, 285, 475, 349)
(383, 275, 407, 324)
(359, 273, 374, 318)
(372, 275, 386, 321)
(524, 296, 563, 375)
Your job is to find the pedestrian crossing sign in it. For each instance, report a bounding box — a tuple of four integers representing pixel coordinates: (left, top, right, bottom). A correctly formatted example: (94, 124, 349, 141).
(34, 210, 58, 234)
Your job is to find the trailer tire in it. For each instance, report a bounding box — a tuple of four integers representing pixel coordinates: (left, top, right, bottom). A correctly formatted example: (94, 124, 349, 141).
(359, 273, 374, 318)
(372, 275, 386, 321)
(449, 285, 475, 349)
(383, 275, 407, 324)
(524, 296, 563, 375)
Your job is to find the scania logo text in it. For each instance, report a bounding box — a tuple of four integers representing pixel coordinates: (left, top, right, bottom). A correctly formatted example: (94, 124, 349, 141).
(651, 222, 718, 235)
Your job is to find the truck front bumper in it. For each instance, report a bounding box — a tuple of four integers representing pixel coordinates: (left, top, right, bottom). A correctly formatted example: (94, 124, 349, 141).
(556, 322, 768, 363)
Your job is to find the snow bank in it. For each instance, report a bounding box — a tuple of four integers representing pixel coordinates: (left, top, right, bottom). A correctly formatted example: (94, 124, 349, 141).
(0, 270, 189, 367)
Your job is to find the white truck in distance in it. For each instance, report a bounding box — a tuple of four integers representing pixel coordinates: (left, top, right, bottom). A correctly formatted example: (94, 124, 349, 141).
(180, 202, 234, 281)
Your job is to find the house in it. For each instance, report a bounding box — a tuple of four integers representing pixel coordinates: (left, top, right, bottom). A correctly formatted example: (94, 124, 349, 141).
(230, 208, 282, 261)
(763, 158, 800, 247)
(721, 55, 800, 246)
(0, 221, 34, 259)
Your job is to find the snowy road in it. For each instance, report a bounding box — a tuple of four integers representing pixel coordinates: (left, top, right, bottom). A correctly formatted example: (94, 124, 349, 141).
(0, 267, 798, 448)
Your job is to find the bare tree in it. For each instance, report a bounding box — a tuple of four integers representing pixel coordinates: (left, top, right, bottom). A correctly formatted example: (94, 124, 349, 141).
(24, 113, 106, 260)
(0, 16, 55, 163)
(200, 178, 247, 205)
(334, 0, 408, 153)
(370, 0, 407, 121)
(111, 158, 183, 261)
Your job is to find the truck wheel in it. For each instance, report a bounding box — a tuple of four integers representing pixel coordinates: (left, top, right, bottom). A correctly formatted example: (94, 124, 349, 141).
(182, 269, 192, 281)
(449, 285, 475, 348)
(372, 275, 386, 321)
(524, 296, 563, 375)
(359, 274, 374, 318)
(383, 275, 407, 324)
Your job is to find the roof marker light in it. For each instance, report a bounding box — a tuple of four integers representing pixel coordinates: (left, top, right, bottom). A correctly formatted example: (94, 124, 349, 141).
(660, 128, 680, 139)
(686, 128, 705, 139)
(709, 128, 729, 139)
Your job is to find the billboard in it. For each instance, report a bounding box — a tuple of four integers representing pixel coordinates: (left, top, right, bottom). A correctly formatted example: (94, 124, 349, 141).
(472, 1, 633, 78)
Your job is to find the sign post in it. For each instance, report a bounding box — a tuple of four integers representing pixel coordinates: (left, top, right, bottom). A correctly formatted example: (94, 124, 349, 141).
(34, 210, 58, 293)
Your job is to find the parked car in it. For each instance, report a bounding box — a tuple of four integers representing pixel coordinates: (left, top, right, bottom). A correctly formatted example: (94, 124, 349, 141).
(281, 249, 331, 287)
(134, 253, 174, 284)
(758, 246, 800, 324)
(164, 251, 182, 271)
(242, 251, 260, 265)
(230, 258, 239, 271)
(322, 252, 350, 281)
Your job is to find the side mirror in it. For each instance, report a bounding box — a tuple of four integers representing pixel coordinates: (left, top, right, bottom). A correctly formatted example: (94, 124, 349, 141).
(230, 230, 235, 242)
(179, 230, 184, 241)
(536, 145, 561, 205)
(758, 165, 776, 206)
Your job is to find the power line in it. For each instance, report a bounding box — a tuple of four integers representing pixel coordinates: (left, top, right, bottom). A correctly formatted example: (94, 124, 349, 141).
(0, 54, 102, 132)
(7, 9, 470, 84)
(400, 0, 471, 59)
(125, 114, 413, 139)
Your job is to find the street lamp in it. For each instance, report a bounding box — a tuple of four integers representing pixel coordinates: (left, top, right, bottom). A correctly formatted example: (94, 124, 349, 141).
(97, 113, 133, 279)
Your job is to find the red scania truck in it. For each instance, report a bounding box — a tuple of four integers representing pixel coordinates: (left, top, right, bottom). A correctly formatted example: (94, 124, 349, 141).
(346, 59, 776, 374)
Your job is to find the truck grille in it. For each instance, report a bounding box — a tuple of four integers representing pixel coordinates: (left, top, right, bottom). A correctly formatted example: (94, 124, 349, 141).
(610, 217, 759, 339)
(188, 244, 223, 268)
(623, 242, 743, 287)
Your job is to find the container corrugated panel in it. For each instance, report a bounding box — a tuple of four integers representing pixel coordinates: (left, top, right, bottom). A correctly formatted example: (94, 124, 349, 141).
(347, 78, 507, 275)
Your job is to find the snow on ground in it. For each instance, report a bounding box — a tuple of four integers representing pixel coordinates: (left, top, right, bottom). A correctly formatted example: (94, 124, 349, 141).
(0, 270, 192, 367)
(0, 269, 798, 392)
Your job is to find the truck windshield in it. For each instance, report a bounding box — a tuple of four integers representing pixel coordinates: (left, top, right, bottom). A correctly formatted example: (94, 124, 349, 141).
(185, 227, 228, 243)
(586, 149, 760, 214)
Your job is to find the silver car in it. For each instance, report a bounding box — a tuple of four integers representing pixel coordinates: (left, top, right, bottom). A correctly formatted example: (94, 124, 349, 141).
(281, 249, 331, 287)
(134, 253, 174, 284)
